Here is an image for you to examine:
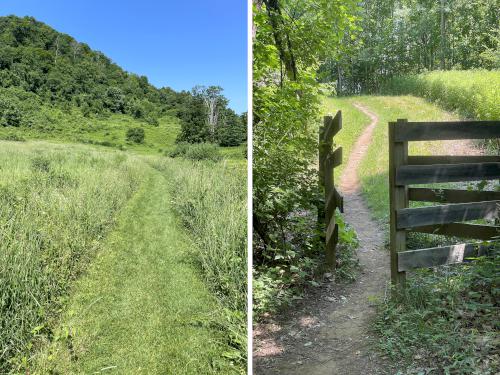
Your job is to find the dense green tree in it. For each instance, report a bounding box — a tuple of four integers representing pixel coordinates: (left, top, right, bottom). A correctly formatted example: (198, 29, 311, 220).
(320, 0, 499, 94)
(216, 108, 246, 146)
(176, 94, 209, 143)
(253, 0, 359, 263)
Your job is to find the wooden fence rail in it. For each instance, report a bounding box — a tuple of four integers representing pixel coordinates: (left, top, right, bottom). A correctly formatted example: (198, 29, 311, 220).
(319, 111, 343, 267)
(389, 119, 500, 285)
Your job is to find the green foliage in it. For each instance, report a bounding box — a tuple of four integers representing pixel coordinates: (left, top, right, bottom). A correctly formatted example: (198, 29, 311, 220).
(176, 94, 210, 143)
(169, 142, 222, 162)
(216, 110, 246, 147)
(0, 142, 145, 373)
(320, 0, 499, 94)
(0, 95, 22, 126)
(253, 0, 360, 316)
(126, 127, 145, 144)
(0, 15, 238, 147)
(151, 158, 247, 369)
(375, 251, 499, 374)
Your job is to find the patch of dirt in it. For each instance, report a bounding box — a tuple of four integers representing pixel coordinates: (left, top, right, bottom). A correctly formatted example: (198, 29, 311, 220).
(253, 103, 391, 375)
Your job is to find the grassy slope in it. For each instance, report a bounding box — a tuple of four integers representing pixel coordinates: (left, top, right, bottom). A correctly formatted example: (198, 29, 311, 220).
(0, 111, 181, 155)
(35, 166, 237, 374)
(384, 70, 500, 120)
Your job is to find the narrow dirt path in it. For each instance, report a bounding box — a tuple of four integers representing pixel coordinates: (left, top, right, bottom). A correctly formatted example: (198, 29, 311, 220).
(254, 103, 390, 374)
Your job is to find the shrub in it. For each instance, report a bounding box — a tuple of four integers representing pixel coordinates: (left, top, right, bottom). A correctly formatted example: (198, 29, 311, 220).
(168, 142, 221, 162)
(1, 133, 26, 142)
(126, 127, 145, 143)
(0, 96, 23, 127)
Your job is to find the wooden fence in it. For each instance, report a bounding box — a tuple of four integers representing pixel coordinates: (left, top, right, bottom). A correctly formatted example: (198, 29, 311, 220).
(389, 119, 500, 285)
(319, 111, 343, 267)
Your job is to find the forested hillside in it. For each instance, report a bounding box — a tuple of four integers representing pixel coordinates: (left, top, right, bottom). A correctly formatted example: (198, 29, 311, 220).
(0, 15, 246, 147)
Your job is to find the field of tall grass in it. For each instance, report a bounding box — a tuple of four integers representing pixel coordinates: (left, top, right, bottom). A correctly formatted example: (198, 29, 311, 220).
(383, 70, 500, 121)
(150, 157, 248, 364)
(0, 141, 145, 372)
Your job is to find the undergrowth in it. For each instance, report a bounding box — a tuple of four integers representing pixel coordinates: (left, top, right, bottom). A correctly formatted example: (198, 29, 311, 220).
(253, 210, 360, 317)
(375, 249, 499, 374)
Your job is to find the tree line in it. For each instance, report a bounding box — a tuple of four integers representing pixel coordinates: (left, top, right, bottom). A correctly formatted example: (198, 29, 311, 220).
(0, 15, 245, 146)
(320, 0, 499, 94)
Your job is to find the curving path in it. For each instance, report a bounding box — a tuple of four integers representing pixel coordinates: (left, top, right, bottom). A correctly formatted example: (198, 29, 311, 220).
(254, 103, 390, 374)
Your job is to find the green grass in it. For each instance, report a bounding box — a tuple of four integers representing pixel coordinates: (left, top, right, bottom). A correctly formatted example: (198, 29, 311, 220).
(34, 167, 240, 374)
(0, 109, 181, 155)
(150, 157, 247, 366)
(0, 139, 247, 374)
(0, 141, 146, 372)
(324, 95, 499, 373)
(383, 70, 500, 121)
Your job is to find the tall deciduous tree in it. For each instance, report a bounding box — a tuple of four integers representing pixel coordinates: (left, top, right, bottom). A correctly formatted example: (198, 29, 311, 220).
(253, 0, 359, 260)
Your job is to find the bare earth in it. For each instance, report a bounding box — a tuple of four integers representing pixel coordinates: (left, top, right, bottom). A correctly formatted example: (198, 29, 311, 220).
(253, 103, 391, 375)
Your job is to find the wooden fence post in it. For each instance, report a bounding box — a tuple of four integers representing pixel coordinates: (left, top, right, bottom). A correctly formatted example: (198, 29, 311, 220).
(317, 117, 329, 231)
(389, 119, 408, 285)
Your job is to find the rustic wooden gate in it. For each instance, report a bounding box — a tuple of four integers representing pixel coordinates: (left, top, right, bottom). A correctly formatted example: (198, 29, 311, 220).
(389, 119, 500, 285)
(318, 111, 343, 267)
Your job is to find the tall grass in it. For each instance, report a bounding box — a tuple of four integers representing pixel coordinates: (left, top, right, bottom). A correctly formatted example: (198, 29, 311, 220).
(383, 70, 500, 121)
(0, 141, 145, 372)
(150, 157, 247, 363)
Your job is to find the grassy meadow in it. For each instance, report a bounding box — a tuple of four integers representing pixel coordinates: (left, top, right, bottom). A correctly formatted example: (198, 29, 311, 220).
(0, 108, 182, 155)
(383, 70, 500, 121)
(0, 141, 146, 371)
(0, 137, 247, 373)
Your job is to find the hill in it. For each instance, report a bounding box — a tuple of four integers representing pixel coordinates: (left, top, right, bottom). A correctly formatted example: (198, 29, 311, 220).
(0, 15, 246, 151)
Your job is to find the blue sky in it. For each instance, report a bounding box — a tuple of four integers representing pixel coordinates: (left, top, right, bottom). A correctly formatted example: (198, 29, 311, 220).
(1, 0, 248, 113)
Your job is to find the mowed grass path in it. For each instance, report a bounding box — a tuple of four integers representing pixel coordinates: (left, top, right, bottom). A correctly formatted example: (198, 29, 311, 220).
(37, 167, 234, 374)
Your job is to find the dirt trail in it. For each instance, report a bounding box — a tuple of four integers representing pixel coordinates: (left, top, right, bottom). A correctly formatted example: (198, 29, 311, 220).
(254, 103, 390, 374)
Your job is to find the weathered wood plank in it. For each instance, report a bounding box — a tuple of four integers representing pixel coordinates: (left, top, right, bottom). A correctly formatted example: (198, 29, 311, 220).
(394, 121, 500, 142)
(408, 155, 500, 165)
(396, 163, 500, 185)
(325, 187, 343, 218)
(397, 201, 499, 229)
(389, 120, 408, 284)
(324, 111, 342, 140)
(325, 147, 342, 171)
(398, 242, 495, 271)
(410, 222, 500, 240)
(326, 220, 338, 244)
(409, 187, 500, 203)
(325, 223, 338, 266)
